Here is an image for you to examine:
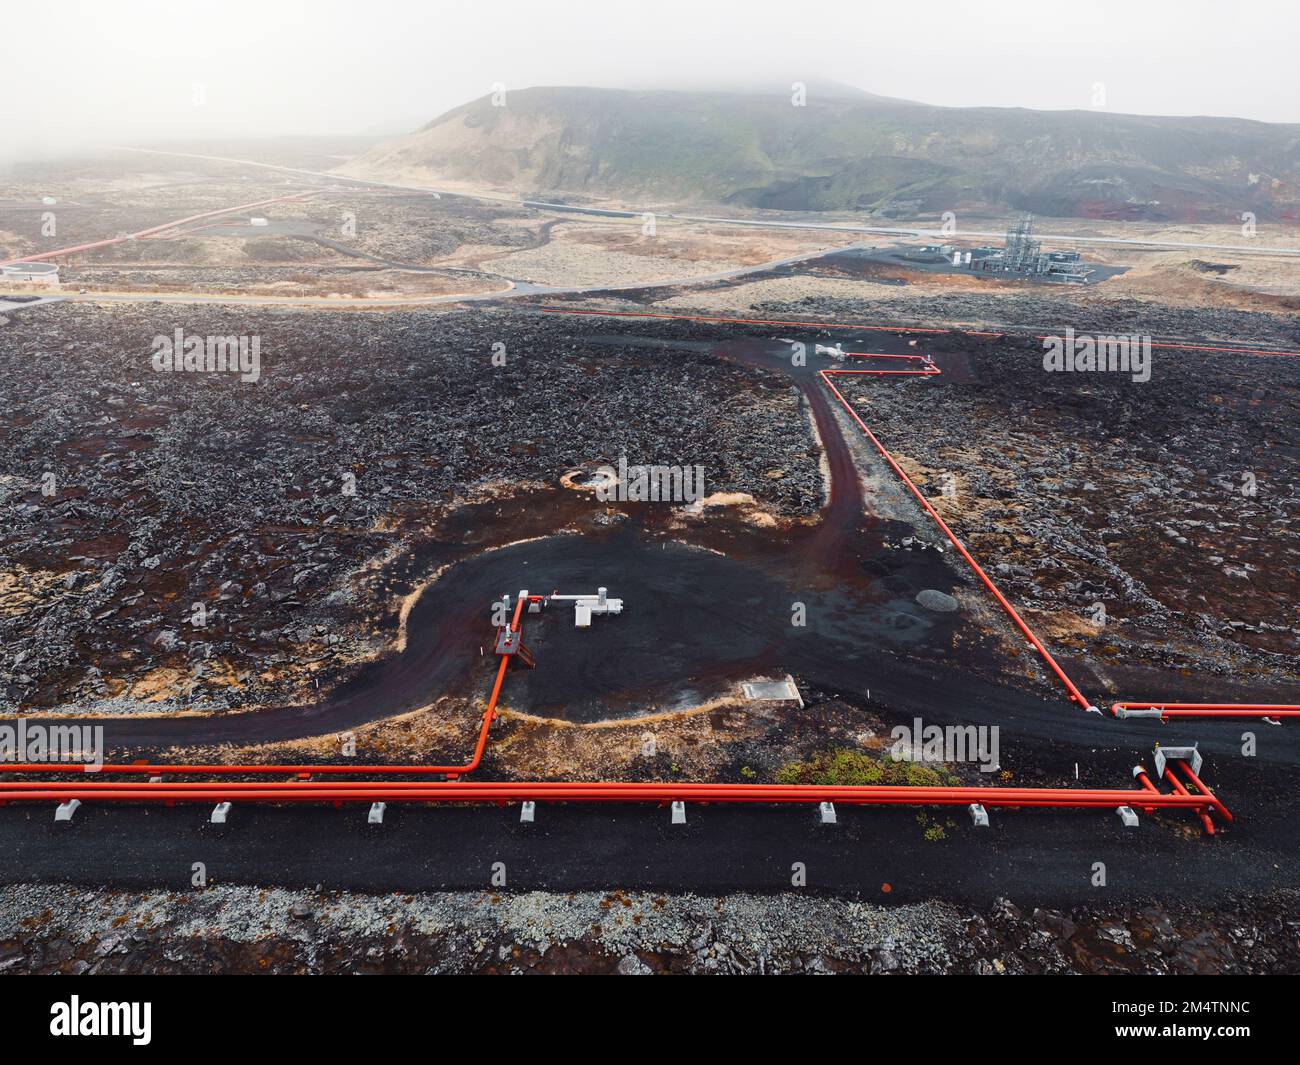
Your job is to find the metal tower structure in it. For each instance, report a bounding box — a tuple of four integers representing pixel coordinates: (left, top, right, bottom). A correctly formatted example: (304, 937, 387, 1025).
(1002, 214, 1042, 274)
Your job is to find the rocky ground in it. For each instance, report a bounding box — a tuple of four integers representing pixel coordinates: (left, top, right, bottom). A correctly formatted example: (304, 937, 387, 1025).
(59, 264, 503, 299)
(290, 190, 544, 267)
(835, 331, 1298, 694)
(0, 303, 819, 713)
(0, 882, 1293, 974)
(751, 289, 1300, 344)
(640, 261, 1300, 337)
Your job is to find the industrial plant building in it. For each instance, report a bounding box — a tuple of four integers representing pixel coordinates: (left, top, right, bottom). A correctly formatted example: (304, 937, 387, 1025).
(961, 215, 1093, 283)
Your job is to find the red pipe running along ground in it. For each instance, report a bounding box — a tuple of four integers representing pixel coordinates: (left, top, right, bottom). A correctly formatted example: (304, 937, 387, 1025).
(0, 591, 529, 781)
(837, 352, 941, 376)
(819, 366, 1096, 711)
(0, 776, 1228, 834)
(825, 363, 1297, 720)
(0, 609, 1229, 832)
(0, 191, 322, 268)
(539, 306, 1296, 723)
(0, 787, 1217, 809)
(0, 780, 1208, 799)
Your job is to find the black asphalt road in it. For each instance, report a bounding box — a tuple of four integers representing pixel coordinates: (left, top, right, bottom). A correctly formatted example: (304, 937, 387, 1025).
(1, 796, 1294, 904)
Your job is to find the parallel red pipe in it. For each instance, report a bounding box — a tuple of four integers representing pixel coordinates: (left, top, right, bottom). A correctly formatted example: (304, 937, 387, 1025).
(0, 783, 1219, 809)
(0, 779, 1209, 799)
(0, 728, 504, 782)
(0, 758, 480, 778)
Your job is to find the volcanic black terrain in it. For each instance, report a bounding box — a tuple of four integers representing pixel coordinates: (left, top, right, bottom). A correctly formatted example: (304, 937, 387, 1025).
(0, 296, 1297, 950)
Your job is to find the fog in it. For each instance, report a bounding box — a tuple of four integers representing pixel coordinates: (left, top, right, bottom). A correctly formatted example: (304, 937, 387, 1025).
(4, 0, 1296, 162)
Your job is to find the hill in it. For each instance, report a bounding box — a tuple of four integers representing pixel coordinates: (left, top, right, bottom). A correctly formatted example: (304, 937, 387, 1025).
(345, 86, 1300, 221)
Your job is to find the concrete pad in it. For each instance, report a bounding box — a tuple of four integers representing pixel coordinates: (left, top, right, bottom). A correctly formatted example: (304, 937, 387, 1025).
(741, 674, 803, 706)
(1153, 744, 1202, 779)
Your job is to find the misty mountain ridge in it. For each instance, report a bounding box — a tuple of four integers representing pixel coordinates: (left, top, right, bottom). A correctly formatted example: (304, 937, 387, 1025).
(347, 85, 1300, 221)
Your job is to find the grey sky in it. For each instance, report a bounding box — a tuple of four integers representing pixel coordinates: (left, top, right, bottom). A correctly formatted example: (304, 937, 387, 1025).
(5, 0, 1296, 161)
